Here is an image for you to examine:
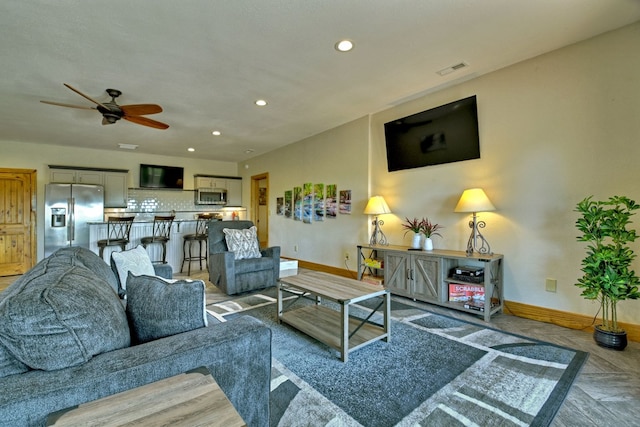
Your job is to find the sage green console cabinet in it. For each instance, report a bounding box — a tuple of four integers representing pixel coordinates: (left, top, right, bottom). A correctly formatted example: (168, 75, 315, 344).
(357, 244, 504, 322)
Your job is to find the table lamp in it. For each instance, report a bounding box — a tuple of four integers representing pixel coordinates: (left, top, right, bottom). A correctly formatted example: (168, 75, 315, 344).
(364, 196, 391, 245)
(454, 188, 495, 256)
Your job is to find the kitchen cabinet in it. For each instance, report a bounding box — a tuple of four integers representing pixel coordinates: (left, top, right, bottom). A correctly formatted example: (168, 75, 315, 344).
(103, 172, 128, 207)
(226, 178, 242, 206)
(357, 244, 504, 321)
(195, 176, 227, 189)
(49, 166, 129, 208)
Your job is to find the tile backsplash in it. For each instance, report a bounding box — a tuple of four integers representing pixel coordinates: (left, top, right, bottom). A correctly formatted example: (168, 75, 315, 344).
(104, 189, 245, 221)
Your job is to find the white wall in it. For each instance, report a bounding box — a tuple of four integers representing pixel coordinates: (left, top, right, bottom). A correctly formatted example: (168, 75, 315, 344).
(239, 116, 370, 270)
(0, 140, 238, 257)
(245, 22, 640, 325)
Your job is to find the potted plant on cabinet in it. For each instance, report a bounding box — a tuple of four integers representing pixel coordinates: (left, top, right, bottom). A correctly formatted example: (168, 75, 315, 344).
(575, 195, 640, 350)
(420, 218, 443, 251)
(402, 217, 423, 249)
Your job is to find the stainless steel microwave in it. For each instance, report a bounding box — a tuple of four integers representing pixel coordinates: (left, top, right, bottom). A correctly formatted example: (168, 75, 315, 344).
(195, 188, 227, 205)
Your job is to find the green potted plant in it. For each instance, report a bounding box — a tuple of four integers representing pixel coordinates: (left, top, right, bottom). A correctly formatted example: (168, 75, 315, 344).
(575, 195, 640, 350)
(402, 217, 423, 249)
(420, 218, 442, 251)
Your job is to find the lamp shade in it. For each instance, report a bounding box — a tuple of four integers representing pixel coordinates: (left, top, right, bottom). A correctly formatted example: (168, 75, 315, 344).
(454, 188, 495, 213)
(364, 196, 392, 215)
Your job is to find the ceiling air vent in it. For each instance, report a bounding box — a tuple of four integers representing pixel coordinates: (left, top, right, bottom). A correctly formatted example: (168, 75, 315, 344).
(437, 62, 468, 76)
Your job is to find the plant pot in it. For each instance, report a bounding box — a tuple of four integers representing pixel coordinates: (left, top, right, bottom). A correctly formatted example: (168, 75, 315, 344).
(593, 325, 628, 350)
(411, 233, 421, 249)
(423, 237, 433, 251)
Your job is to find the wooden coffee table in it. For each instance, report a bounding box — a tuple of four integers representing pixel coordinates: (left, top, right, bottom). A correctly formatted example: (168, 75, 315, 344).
(278, 271, 390, 362)
(47, 367, 246, 426)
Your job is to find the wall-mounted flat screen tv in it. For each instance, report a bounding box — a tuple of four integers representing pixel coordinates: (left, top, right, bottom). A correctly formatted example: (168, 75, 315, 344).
(384, 95, 480, 172)
(140, 164, 184, 189)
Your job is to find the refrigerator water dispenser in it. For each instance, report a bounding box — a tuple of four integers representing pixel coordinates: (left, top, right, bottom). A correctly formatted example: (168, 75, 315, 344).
(51, 208, 66, 227)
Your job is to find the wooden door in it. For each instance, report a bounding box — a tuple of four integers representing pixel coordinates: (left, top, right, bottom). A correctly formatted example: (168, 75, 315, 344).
(0, 169, 36, 276)
(251, 173, 269, 247)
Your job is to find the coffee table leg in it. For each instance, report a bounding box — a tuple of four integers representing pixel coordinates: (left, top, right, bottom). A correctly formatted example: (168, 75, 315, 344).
(277, 282, 283, 324)
(341, 304, 348, 362)
(383, 291, 391, 342)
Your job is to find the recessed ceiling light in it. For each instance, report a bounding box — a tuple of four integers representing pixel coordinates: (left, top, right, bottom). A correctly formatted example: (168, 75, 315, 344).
(255, 99, 268, 106)
(188, 147, 195, 152)
(212, 130, 221, 136)
(245, 149, 254, 154)
(335, 39, 354, 52)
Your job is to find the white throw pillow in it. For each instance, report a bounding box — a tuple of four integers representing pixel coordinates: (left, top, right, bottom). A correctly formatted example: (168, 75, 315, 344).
(223, 226, 262, 260)
(111, 245, 155, 290)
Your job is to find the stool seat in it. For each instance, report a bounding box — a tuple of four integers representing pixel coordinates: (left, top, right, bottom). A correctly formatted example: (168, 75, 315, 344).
(97, 216, 135, 261)
(141, 215, 174, 264)
(182, 213, 216, 275)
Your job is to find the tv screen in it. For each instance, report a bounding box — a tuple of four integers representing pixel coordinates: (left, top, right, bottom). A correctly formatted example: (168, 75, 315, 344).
(384, 95, 480, 172)
(140, 164, 184, 189)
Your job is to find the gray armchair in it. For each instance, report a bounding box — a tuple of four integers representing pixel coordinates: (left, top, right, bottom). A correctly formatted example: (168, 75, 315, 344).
(208, 220, 280, 295)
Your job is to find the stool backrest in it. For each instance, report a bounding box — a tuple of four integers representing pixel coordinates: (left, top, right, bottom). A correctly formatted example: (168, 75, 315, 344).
(152, 215, 175, 238)
(196, 213, 215, 236)
(106, 216, 135, 242)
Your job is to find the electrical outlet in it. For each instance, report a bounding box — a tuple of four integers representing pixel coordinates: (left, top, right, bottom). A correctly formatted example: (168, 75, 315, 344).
(344, 252, 350, 260)
(545, 278, 557, 293)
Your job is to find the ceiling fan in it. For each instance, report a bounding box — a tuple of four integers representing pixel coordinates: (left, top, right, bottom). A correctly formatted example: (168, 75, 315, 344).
(40, 83, 169, 130)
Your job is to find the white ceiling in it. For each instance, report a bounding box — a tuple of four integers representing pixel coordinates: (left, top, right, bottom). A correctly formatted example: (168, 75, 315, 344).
(1, 1, 639, 163)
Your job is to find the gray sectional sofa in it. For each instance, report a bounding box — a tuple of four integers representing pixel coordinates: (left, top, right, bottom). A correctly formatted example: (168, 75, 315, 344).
(0, 247, 271, 427)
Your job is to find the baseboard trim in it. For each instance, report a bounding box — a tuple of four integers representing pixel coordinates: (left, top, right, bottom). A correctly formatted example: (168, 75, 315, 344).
(287, 258, 640, 343)
(503, 300, 640, 343)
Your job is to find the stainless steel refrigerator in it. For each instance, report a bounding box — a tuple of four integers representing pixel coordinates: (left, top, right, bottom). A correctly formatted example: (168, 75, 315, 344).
(44, 184, 104, 257)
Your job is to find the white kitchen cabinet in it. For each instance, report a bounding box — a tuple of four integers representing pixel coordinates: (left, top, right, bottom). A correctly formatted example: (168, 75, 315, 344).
(49, 166, 128, 208)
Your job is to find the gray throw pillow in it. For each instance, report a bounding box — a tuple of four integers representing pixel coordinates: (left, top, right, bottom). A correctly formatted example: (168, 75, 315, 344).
(0, 264, 130, 371)
(126, 273, 207, 344)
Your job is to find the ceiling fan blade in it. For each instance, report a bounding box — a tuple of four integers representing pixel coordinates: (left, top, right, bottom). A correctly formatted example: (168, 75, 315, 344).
(40, 100, 96, 111)
(120, 104, 163, 116)
(123, 115, 169, 130)
(63, 83, 110, 110)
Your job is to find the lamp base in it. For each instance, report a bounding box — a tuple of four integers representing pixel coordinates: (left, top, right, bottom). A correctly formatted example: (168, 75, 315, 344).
(370, 217, 388, 246)
(466, 213, 492, 256)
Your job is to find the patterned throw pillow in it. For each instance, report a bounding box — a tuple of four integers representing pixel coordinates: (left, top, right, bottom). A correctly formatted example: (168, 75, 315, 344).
(223, 226, 262, 260)
(126, 274, 208, 344)
(110, 245, 155, 291)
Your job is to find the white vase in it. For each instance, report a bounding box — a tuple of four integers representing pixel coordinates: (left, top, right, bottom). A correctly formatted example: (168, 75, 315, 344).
(411, 232, 421, 249)
(423, 237, 433, 251)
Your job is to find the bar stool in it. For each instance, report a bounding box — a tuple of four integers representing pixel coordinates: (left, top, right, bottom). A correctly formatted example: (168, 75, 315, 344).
(140, 215, 175, 264)
(97, 216, 135, 261)
(181, 213, 215, 275)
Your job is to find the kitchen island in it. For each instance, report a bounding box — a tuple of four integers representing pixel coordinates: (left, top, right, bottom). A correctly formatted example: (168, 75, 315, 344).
(89, 219, 221, 274)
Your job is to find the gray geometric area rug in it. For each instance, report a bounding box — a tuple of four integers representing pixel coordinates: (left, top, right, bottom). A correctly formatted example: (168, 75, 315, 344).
(207, 290, 588, 427)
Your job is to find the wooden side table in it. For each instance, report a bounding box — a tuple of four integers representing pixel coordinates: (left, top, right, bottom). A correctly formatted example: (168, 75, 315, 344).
(47, 367, 246, 426)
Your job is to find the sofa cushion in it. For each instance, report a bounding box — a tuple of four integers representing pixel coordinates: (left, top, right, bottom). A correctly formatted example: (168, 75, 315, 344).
(126, 273, 207, 344)
(0, 341, 29, 378)
(49, 247, 120, 294)
(223, 226, 262, 260)
(111, 245, 155, 292)
(0, 265, 130, 371)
